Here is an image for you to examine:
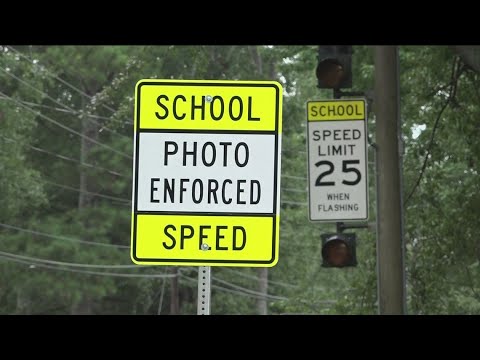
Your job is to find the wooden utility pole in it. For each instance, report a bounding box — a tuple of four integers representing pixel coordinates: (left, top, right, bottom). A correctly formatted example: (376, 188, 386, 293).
(374, 46, 406, 314)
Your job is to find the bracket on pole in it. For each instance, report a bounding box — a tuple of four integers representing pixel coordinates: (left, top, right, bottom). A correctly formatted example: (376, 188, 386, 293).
(336, 221, 373, 233)
(333, 89, 367, 99)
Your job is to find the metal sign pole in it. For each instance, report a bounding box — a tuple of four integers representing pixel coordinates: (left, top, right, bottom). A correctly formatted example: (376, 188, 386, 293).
(197, 266, 211, 315)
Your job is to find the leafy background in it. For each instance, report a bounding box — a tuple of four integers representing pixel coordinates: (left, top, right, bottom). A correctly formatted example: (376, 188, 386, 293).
(0, 45, 478, 314)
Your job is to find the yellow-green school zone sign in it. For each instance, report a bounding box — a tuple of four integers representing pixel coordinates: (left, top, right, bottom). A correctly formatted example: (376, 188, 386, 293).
(131, 80, 283, 267)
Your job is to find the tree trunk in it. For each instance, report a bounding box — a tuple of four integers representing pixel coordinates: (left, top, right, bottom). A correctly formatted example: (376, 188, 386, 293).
(71, 96, 99, 315)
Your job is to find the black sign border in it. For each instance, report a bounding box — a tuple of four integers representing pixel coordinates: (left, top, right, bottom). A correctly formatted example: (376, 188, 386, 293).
(131, 81, 281, 265)
(306, 99, 369, 223)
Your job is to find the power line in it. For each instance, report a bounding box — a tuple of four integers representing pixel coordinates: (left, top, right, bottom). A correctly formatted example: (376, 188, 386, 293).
(0, 67, 129, 139)
(0, 90, 132, 160)
(179, 273, 288, 302)
(187, 267, 287, 301)
(0, 254, 174, 279)
(0, 222, 129, 249)
(212, 275, 288, 301)
(0, 166, 130, 206)
(221, 268, 298, 289)
(6, 45, 125, 119)
(44, 180, 131, 204)
(0, 250, 139, 269)
(0, 96, 131, 125)
(0, 135, 128, 178)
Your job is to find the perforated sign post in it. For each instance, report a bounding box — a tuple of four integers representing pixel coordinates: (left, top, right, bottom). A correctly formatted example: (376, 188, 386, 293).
(131, 80, 283, 268)
(307, 99, 368, 222)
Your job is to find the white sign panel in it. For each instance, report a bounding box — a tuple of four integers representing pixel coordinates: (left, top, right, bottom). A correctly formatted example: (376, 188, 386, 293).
(137, 132, 276, 213)
(307, 99, 368, 222)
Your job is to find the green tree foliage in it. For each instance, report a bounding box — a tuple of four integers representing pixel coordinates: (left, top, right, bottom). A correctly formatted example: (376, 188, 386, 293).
(400, 46, 480, 314)
(1, 45, 479, 314)
(0, 47, 48, 222)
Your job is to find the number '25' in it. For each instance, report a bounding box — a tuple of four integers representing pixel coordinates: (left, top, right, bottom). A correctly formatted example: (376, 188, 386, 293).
(314, 160, 361, 186)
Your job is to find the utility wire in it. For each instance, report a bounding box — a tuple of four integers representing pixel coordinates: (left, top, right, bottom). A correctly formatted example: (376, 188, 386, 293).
(0, 250, 138, 269)
(0, 134, 128, 178)
(0, 66, 128, 138)
(0, 250, 287, 300)
(0, 222, 130, 249)
(0, 166, 131, 207)
(186, 267, 287, 301)
(0, 90, 132, 160)
(0, 255, 173, 278)
(1, 218, 308, 287)
(0, 96, 130, 125)
(6, 45, 126, 119)
(220, 268, 298, 289)
(44, 180, 130, 204)
(212, 275, 287, 301)
(179, 273, 288, 302)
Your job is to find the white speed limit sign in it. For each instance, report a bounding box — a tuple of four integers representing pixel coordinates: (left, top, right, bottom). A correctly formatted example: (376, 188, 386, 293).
(306, 99, 368, 222)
